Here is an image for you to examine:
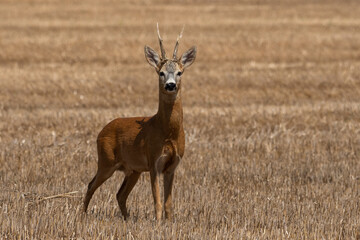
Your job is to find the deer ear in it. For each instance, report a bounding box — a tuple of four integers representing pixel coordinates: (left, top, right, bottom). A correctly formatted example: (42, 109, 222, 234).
(180, 46, 197, 69)
(144, 46, 161, 69)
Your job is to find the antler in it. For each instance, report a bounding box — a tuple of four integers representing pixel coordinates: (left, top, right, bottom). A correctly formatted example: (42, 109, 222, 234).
(173, 25, 185, 60)
(157, 23, 166, 59)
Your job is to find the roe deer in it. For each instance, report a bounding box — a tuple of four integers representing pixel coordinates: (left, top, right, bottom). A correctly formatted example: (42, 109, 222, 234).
(83, 24, 197, 220)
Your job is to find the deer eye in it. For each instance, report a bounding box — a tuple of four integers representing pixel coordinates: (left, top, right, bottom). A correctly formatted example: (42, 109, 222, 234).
(177, 72, 182, 77)
(159, 72, 165, 77)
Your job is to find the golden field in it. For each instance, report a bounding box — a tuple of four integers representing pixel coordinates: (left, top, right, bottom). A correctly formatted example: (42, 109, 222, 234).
(0, 0, 360, 239)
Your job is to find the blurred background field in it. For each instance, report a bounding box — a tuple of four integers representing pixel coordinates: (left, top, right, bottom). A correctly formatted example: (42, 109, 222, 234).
(0, 0, 360, 239)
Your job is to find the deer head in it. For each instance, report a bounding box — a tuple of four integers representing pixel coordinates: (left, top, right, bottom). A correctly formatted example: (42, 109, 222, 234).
(144, 23, 197, 95)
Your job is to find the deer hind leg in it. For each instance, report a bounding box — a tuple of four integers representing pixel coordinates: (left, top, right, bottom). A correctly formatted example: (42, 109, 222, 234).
(83, 145, 116, 213)
(83, 167, 115, 213)
(86, 175, 97, 192)
(116, 171, 141, 220)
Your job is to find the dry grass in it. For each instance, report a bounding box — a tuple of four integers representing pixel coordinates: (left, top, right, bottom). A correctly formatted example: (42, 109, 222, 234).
(1, 0, 360, 239)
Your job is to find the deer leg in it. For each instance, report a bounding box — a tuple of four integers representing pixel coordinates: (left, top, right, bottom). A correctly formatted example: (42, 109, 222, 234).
(163, 154, 180, 220)
(87, 175, 97, 192)
(116, 171, 141, 220)
(83, 174, 97, 212)
(83, 168, 115, 213)
(163, 172, 174, 220)
(150, 169, 162, 221)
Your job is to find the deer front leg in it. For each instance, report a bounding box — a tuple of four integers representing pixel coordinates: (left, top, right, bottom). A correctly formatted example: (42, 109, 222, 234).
(150, 169, 162, 221)
(163, 172, 174, 220)
(163, 155, 180, 220)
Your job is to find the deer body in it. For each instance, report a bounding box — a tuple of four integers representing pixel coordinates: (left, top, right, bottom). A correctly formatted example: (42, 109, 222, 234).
(96, 96, 184, 174)
(83, 24, 196, 220)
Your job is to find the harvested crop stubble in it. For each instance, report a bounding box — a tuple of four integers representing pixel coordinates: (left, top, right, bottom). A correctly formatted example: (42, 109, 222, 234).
(0, 0, 360, 239)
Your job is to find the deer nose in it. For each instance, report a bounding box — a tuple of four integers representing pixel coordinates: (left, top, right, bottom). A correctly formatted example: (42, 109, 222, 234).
(165, 82, 176, 91)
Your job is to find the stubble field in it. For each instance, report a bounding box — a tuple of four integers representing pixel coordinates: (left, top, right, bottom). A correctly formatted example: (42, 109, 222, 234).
(1, 0, 360, 239)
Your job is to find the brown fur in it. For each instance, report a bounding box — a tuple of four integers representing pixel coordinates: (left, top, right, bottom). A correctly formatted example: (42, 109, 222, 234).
(83, 90, 185, 220)
(83, 27, 196, 221)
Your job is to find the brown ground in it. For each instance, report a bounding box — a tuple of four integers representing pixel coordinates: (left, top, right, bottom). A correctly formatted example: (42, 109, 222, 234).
(1, 0, 360, 239)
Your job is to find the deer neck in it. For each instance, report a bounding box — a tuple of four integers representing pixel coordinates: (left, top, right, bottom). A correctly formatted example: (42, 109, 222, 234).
(156, 89, 183, 139)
